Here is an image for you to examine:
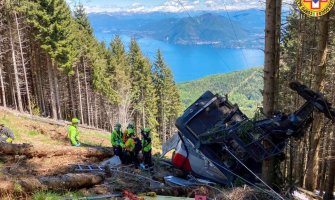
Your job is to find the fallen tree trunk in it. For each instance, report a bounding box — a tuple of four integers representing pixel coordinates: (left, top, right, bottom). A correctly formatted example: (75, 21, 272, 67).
(0, 143, 113, 158)
(0, 173, 104, 193)
(296, 187, 322, 200)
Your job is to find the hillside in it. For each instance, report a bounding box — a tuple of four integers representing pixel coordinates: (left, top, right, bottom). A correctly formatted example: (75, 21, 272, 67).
(178, 67, 263, 117)
(0, 108, 110, 147)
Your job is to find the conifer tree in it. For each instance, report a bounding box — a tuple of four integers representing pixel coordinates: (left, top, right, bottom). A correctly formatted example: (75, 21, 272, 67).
(152, 49, 181, 142)
(73, 3, 93, 36)
(109, 36, 132, 126)
(129, 39, 158, 142)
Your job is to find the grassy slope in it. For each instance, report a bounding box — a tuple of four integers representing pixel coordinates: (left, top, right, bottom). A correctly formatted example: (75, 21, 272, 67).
(0, 108, 167, 199)
(0, 108, 112, 199)
(0, 108, 111, 147)
(178, 67, 263, 117)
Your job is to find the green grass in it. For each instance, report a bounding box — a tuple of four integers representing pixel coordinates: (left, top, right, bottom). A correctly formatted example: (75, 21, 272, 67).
(32, 191, 84, 200)
(33, 191, 61, 200)
(28, 130, 40, 136)
(14, 183, 24, 193)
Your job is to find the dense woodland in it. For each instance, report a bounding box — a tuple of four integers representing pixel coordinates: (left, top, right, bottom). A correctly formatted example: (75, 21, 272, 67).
(263, 1, 334, 199)
(178, 67, 263, 117)
(0, 0, 181, 146)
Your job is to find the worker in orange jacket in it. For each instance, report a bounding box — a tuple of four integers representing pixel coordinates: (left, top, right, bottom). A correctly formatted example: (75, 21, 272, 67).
(123, 122, 135, 143)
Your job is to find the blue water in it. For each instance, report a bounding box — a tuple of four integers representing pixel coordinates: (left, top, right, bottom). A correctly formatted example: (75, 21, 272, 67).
(94, 32, 264, 83)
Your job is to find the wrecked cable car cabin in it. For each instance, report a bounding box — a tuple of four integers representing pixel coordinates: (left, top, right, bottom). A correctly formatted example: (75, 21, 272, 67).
(163, 82, 335, 186)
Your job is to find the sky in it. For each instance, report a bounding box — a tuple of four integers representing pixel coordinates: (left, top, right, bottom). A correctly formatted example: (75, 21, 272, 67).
(65, 0, 268, 13)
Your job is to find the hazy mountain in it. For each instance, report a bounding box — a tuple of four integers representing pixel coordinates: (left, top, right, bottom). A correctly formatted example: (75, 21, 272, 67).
(88, 9, 265, 48)
(140, 13, 250, 47)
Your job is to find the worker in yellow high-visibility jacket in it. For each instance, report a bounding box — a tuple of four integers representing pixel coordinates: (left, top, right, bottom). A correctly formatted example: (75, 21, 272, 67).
(68, 118, 80, 147)
(124, 130, 138, 167)
(111, 122, 125, 161)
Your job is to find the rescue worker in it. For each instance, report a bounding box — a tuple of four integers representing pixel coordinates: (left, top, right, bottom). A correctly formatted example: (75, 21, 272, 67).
(111, 122, 125, 160)
(124, 131, 139, 168)
(0, 124, 15, 143)
(68, 118, 80, 147)
(141, 128, 152, 168)
(133, 133, 142, 168)
(123, 122, 135, 143)
(124, 131, 135, 164)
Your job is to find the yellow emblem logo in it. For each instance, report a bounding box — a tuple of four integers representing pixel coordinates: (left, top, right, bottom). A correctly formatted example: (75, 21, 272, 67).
(296, 0, 334, 17)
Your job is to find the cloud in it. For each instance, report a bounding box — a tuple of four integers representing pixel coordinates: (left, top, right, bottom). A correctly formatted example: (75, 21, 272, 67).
(204, 0, 260, 10)
(205, 0, 215, 8)
(77, 0, 264, 13)
(193, 0, 200, 5)
(131, 3, 142, 7)
(85, 6, 121, 13)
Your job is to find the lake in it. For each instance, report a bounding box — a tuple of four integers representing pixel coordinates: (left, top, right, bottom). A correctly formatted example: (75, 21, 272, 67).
(94, 32, 264, 83)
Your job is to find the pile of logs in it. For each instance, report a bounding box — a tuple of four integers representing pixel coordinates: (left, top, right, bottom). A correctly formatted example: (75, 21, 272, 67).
(0, 143, 114, 194)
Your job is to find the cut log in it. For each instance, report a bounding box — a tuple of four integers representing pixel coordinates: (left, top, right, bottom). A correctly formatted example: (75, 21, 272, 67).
(296, 187, 322, 200)
(0, 173, 104, 193)
(0, 143, 113, 158)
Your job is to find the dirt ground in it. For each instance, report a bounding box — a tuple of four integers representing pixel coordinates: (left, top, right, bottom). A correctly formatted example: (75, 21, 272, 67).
(0, 150, 283, 200)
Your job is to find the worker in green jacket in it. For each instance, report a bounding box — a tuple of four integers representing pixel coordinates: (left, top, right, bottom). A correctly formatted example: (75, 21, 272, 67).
(141, 128, 152, 168)
(111, 122, 125, 160)
(68, 118, 80, 147)
(124, 131, 139, 167)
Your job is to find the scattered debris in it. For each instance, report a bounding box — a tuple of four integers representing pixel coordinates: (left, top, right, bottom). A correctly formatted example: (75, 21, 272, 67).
(225, 186, 279, 200)
(123, 190, 144, 200)
(293, 187, 323, 200)
(100, 155, 122, 167)
(164, 176, 197, 187)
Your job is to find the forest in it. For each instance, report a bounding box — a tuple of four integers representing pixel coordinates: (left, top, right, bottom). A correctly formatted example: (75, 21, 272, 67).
(262, 1, 334, 199)
(178, 67, 263, 117)
(0, 0, 181, 146)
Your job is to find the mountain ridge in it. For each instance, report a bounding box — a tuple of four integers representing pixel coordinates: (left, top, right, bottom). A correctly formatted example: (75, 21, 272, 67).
(88, 9, 265, 48)
(141, 13, 250, 47)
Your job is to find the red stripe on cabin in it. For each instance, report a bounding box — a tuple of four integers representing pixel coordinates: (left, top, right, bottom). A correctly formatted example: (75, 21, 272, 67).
(172, 153, 192, 171)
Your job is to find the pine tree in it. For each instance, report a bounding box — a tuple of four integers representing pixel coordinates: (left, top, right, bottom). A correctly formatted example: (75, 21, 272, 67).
(109, 36, 132, 126)
(262, 0, 282, 185)
(129, 39, 158, 141)
(152, 49, 181, 143)
(305, 12, 330, 191)
(73, 3, 93, 36)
